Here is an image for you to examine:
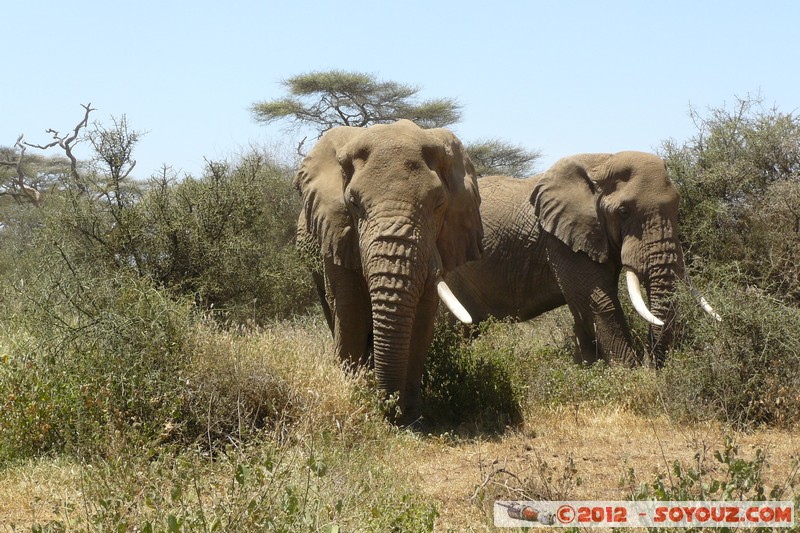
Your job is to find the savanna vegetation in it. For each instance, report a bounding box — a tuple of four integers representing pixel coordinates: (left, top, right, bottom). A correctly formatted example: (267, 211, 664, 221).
(1, 79, 798, 530)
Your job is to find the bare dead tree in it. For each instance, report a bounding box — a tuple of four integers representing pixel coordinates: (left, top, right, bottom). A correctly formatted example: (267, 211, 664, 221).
(0, 135, 42, 207)
(1, 104, 96, 207)
(22, 103, 95, 194)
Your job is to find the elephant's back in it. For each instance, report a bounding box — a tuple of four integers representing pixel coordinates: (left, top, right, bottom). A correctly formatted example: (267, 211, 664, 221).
(477, 174, 541, 203)
(445, 173, 559, 323)
(475, 174, 541, 233)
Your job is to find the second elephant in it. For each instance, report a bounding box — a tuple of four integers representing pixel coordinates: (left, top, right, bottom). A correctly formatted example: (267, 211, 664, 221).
(445, 151, 718, 366)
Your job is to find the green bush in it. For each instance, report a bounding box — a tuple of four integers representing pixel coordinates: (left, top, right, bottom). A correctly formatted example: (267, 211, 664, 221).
(652, 95, 800, 428)
(627, 436, 794, 502)
(661, 95, 800, 302)
(64, 436, 438, 532)
(422, 320, 525, 431)
(136, 152, 316, 323)
(658, 277, 800, 428)
(1, 139, 316, 328)
(0, 152, 310, 460)
(0, 268, 196, 461)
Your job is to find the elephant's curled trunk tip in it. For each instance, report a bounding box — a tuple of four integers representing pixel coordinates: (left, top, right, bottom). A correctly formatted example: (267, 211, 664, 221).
(436, 277, 472, 324)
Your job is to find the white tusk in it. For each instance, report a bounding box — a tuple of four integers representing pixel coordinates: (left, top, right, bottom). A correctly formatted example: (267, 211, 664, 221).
(691, 288, 722, 322)
(435, 277, 472, 324)
(625, 270, 665, 327)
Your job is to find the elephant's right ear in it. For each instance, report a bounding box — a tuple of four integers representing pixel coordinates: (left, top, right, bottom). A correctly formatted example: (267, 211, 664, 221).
(293, 126, 361, 269)
(530, 154, 612, 263)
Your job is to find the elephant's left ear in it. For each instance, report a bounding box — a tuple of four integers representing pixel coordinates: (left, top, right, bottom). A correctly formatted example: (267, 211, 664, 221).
(530, 154, 612, 263)
(427, 129, 484, 271)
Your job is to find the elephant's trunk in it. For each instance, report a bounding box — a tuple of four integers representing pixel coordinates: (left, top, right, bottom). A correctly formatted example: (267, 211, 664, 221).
(361, 216, 472, 422)
(363, 226, 427, 420)
(371, 291, 415, 401)
(645, 266, 680, 367)
(642, 233, 685, 367)
(622, 216, 685, 367)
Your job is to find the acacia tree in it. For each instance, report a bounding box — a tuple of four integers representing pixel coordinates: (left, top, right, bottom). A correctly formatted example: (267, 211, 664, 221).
(252, 70, 540, 175)
(465, 138, 541, 178)
(0, 139, 45, 207)
(252, 70, 461, 132)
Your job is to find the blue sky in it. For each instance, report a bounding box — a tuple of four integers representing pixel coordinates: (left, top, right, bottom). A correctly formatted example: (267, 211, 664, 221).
(3, 1, 799, 179)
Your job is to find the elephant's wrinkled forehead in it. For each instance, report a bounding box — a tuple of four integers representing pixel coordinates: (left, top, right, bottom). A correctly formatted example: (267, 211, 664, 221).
(609, 152, 673, 186)
(599, 153, 679, 213)
(355, 129, 435, 156)
(350, 134, 441, 175)
(607, 152, 666, 178)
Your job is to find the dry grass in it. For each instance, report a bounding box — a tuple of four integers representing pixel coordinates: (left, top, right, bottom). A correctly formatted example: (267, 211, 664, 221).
(1, 406, 796, 531)
(1, 316, 798, 531)
(0, 459, 83, 527)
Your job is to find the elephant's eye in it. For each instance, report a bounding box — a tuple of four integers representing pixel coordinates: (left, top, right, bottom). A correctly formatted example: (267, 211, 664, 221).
(345, 187, 358, 206)
(345, 188, 365, 215)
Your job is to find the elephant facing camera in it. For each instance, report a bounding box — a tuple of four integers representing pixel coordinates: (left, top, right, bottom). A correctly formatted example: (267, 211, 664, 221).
(294, 119, 483, 425)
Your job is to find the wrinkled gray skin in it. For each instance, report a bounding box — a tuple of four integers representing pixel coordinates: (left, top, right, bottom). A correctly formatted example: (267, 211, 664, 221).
(445, 152, 684, 367)
(295, 120, 483, 424)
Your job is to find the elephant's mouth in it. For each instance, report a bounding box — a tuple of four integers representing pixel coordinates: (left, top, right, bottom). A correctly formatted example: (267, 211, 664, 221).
(623, 268, 721, 325)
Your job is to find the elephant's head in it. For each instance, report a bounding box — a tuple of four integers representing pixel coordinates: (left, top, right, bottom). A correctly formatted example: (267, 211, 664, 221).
(294, 119, 482, 413)
(531, 151, 717, 365)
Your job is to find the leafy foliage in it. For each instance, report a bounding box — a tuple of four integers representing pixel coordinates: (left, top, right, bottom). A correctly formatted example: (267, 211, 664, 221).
(0, 266, 197, 461)
(0, 115, 317, 463)
(137, 152, 316, 323)
(422, 320, 524, 431)
(661, 94, 800, 301)
(252, 70, 462, 132)
(658, 280, 800, 428)
(628, 436, 792, 502)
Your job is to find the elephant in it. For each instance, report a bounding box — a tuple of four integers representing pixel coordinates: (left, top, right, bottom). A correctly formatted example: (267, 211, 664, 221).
(444, 151, 719, 367)
(294, 119, 483, 424)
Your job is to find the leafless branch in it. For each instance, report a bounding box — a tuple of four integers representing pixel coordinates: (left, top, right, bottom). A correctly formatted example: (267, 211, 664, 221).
(470, 467, 525, 503)
(120, 159, 136, 181)
(295, 136, 308, 159)
(23, 103, 95, 191)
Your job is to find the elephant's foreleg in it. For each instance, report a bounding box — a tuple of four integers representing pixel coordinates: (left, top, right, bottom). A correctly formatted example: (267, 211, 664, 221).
(313, 269, 335, 334)
(325, 258, 372, 368)
(547, 238, 639, 366)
